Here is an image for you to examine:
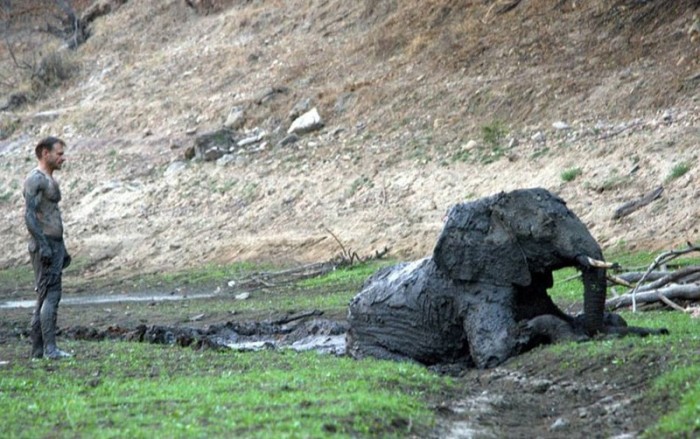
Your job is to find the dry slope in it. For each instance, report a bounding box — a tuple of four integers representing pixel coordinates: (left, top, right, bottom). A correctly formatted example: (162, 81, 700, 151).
(0, 0, 698, 283)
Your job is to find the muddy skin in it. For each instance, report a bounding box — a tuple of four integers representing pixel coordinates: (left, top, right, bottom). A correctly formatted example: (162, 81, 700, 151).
(346, 188, 667, 369)
(24, 146, 72, 360)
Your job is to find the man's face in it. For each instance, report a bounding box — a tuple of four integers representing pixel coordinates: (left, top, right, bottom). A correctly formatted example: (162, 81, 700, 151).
(44, 142, 66, 171)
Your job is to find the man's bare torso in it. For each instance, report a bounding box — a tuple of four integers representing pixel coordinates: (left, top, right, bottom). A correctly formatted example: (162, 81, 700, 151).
(23, 168, 63, 239)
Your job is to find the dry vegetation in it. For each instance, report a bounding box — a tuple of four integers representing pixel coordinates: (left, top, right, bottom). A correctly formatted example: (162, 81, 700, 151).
(0, 0, 698, 282)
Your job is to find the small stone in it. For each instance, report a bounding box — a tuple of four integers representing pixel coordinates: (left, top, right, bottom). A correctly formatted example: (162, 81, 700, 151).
(532, 131, 546, 143)
(224, 106, 246, 130)
(552, 121, 570, 130)
(288, 107, 323, 135)
(549, 417, 569, 431)
(662, 110, 673, 123)
(235, 292, 251, 300)
(462, 140, 478, 151)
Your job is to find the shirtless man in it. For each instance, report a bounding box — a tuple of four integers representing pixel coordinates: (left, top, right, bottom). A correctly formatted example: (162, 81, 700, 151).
(24, 136, 72, 359)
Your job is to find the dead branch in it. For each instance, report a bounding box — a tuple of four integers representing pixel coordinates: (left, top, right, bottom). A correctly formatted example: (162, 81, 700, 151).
(612, 186, 664, 220)
(615, 271, 674, 283)
(596, 120, 642, 140)
(228, 228, 389, 290)
(636, 266, 700, 293)
(628, 243, 700, 312)
(607, 274, 634, 288)
(606, 284, 700, 309)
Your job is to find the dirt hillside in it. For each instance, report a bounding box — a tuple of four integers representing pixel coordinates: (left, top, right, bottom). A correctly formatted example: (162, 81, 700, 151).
(0, 0, 698, 284)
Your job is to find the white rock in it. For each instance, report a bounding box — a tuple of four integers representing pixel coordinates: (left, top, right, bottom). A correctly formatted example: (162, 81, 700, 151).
(462, 140, 478, 151)
(549, 417, 570, 431)
(552, 121, 570, 130)
(531, 131, 546, 143)
(288, 107, 323, 135)
(224, 106, 246, 130)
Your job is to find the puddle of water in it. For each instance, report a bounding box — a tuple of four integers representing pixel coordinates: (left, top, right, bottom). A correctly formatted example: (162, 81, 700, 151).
(0, 292, 217, 309)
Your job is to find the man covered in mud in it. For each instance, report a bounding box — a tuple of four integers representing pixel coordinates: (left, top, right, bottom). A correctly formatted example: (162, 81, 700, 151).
(23, 136, 72, 359)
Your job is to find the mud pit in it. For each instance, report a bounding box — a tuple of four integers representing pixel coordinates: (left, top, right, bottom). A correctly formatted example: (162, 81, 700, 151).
(0, 287, 677, 438)
(62, 311, 348, 356)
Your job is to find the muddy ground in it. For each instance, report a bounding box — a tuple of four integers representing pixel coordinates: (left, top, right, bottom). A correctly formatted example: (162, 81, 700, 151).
(0, 276, 683, 439)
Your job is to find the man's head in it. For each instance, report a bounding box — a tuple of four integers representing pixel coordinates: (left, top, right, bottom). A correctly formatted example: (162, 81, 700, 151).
(35, 136, 66, 172)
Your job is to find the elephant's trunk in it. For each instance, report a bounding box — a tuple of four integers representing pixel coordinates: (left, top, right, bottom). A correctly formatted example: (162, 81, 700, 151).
(577, 255, 607, 335)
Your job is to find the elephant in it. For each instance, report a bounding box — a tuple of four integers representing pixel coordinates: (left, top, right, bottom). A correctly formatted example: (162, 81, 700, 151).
(346, 188, 667, 369)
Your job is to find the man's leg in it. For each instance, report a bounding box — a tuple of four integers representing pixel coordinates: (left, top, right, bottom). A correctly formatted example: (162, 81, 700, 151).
(30, 301, 44, 358)
(29, 248, 44, 358)
(40, 241, 71, 359)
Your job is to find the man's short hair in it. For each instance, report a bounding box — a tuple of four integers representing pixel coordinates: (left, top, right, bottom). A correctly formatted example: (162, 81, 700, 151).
(35, 136, 66, 159)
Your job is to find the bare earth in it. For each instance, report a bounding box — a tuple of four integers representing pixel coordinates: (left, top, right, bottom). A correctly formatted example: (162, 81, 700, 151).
(1, 1, 699, 437)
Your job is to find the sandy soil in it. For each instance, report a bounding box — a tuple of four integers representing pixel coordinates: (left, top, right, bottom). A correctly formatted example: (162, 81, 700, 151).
(0, 0, 698, 284)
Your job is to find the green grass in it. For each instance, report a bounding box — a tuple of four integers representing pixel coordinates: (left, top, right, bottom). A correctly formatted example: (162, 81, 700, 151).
(646, 365, 700, 437)
(560, 167, 582, 182)
(481, 121, 506, 149)
(542, 311, 700, 438)
(124, 261, 270, 291)
(0, 265, 35, 292)
(3, 252, 699, 437)
(0, 342, 452, 438)
(297, 261, 393, 289)
(665, 161, 692, 184)
(546, 257, 700, 439)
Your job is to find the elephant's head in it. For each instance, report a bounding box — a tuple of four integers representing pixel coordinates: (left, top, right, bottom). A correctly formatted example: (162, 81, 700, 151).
(433, 188, 606, 335)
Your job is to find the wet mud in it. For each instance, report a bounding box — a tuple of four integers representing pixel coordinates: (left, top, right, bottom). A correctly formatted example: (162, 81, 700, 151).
(53, 310, 348, 356)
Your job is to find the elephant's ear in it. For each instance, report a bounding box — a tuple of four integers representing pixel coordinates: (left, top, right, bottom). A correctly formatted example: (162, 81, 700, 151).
(433, 201, 531, 287)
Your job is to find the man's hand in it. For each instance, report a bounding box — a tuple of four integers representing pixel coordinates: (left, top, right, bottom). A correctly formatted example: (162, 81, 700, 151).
(40, 245, 53, 265)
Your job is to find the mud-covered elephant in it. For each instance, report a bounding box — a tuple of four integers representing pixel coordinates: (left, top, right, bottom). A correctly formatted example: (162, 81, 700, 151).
(346, 188, 666, 369)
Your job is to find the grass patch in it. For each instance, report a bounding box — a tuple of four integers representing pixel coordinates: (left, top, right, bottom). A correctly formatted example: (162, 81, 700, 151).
(297, 260, 394, 289)
(560, 167, 582, 182)
(645, 365, 700, 437)
(131, 261, 270, 290)
(0, 342, 452, 438)
(542, 311, 700, 437)
(346, 175, 373, 198)
(0, 265, 35, 293)
(665, 161, 692, 183)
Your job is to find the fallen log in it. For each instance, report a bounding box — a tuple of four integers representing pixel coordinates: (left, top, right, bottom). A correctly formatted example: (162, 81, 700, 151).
(626, 244, 700, 312)
(606, 284, 700, 309)
(636, 266, 700, 293)
(612, 186, 664, 220)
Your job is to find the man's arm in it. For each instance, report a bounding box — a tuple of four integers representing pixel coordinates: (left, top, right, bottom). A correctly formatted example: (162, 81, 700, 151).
(24, 173, 52, 263)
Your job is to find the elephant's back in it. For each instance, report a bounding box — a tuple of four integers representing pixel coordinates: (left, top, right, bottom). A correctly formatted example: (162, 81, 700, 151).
(347, 258, 469, 365)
